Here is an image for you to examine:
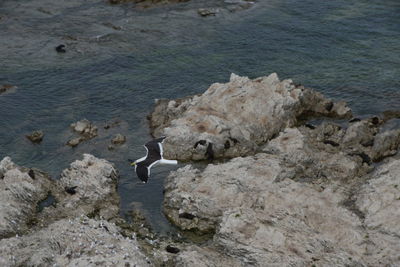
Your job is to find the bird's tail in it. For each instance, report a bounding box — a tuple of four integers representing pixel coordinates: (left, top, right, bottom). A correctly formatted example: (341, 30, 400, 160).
(159, 159, 178, 165)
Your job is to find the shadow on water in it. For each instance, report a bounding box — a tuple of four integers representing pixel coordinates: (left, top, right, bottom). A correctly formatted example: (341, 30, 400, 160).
(0, 0, 399, 234)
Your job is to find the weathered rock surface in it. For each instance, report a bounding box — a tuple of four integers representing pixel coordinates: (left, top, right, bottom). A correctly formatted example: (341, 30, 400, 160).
(0, 154, 154, 265)
(163, 127, 400, 266)
(356, 159, 400, 266)
(370, 129, 400, 161)
(175, 245, 242, 267)
(0, 216, 151, 266)
(150, 73, 351, 161)
(39, 154, 119, 222)
(0, 157, 52, 238)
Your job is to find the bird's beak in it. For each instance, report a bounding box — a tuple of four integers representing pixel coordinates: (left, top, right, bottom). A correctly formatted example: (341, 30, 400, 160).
(130, 162, 136, 166)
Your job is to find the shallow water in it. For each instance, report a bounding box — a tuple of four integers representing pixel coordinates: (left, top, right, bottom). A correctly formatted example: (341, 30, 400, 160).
(0, 0, 399, 234)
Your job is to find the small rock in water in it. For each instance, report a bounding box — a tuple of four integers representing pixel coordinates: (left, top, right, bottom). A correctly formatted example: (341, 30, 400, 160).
(111, 134, 126, 145)
(55, 44, 66, 53)
(67, 137, 83, 147)
(198, 8, 218, 17)
(71, 119, 97, 137)
(0, 84, 17, 95)
(68, 119, 98, 147)
(26, 130, 44, 143)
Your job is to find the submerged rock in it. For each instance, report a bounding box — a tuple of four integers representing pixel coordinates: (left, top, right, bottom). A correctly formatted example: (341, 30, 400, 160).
(66, 137, 83, 147)
(198, 8, 219, 17)
(111, 134, 126, 145)
(26, 130, 44, 143)
(149, 73, 351, 161)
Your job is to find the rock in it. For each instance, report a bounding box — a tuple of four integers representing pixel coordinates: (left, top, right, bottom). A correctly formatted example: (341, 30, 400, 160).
(66, 137, 83, 147)
(44, 154, 119, 221)
(104, 119, 121, 129)
(111, 134, 126, 145)
(163, 115, 400, 266)
(342, 120, 377, 146)
(0, 155, 147, 265)
(26, 130, 44, 143)
(0, 157, 52, 238)
(0, 84, 17, 95)
(55, 44, 66, 53)
(68, 119, 98, 147)
(370, 129, 400, 161)
(355, 159, 400, 266)
(163, 152, 368, 265)
(263, 127, 369, 183)
(198, 8, 218, 17)
(149, 73, 351, 161)
(70, 119, 98, 139)
(0, 216, 151, 266)
(176, 245, 242, 267)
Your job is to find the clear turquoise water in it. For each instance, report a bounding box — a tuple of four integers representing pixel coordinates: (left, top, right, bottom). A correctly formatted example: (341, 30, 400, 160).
(0, 0, 399, 233)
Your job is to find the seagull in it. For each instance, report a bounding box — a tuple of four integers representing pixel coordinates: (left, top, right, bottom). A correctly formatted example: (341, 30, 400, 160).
(130, 136, 177, 183)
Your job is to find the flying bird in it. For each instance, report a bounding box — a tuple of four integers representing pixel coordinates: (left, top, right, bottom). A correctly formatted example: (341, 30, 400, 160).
(130, 136, 177, 183)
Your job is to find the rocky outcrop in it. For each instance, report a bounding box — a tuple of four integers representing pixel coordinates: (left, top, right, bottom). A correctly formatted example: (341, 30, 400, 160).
(163, 124, 400, 265)
(150, 73, 351, 161)
(39, 154, 120, 222)
(0, 216, 150, 266)
(164, 155, 400, 266)
(0, 157, 52, 238)
(0, 155, 152, 266)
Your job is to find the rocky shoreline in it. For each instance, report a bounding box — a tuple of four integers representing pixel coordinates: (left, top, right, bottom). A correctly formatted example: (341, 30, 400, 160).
(1, 73, 399, 266)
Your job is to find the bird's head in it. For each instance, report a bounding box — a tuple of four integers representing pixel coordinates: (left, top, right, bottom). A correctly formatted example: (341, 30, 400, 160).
(128, 159, 136, 166)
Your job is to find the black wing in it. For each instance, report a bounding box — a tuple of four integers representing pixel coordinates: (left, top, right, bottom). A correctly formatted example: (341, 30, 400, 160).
(144, 137, 165, 162)
(136, 164, 149, 183)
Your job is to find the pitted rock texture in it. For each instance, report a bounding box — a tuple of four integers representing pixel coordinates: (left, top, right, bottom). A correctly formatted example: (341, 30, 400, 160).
(356, 159, 400, 266)
(163, 129, 400, 266)
(40, 154, 119, 222)
(149, 73, 351, 161)
(0, 216, 151, 266)
(0, 157, 52, 238)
